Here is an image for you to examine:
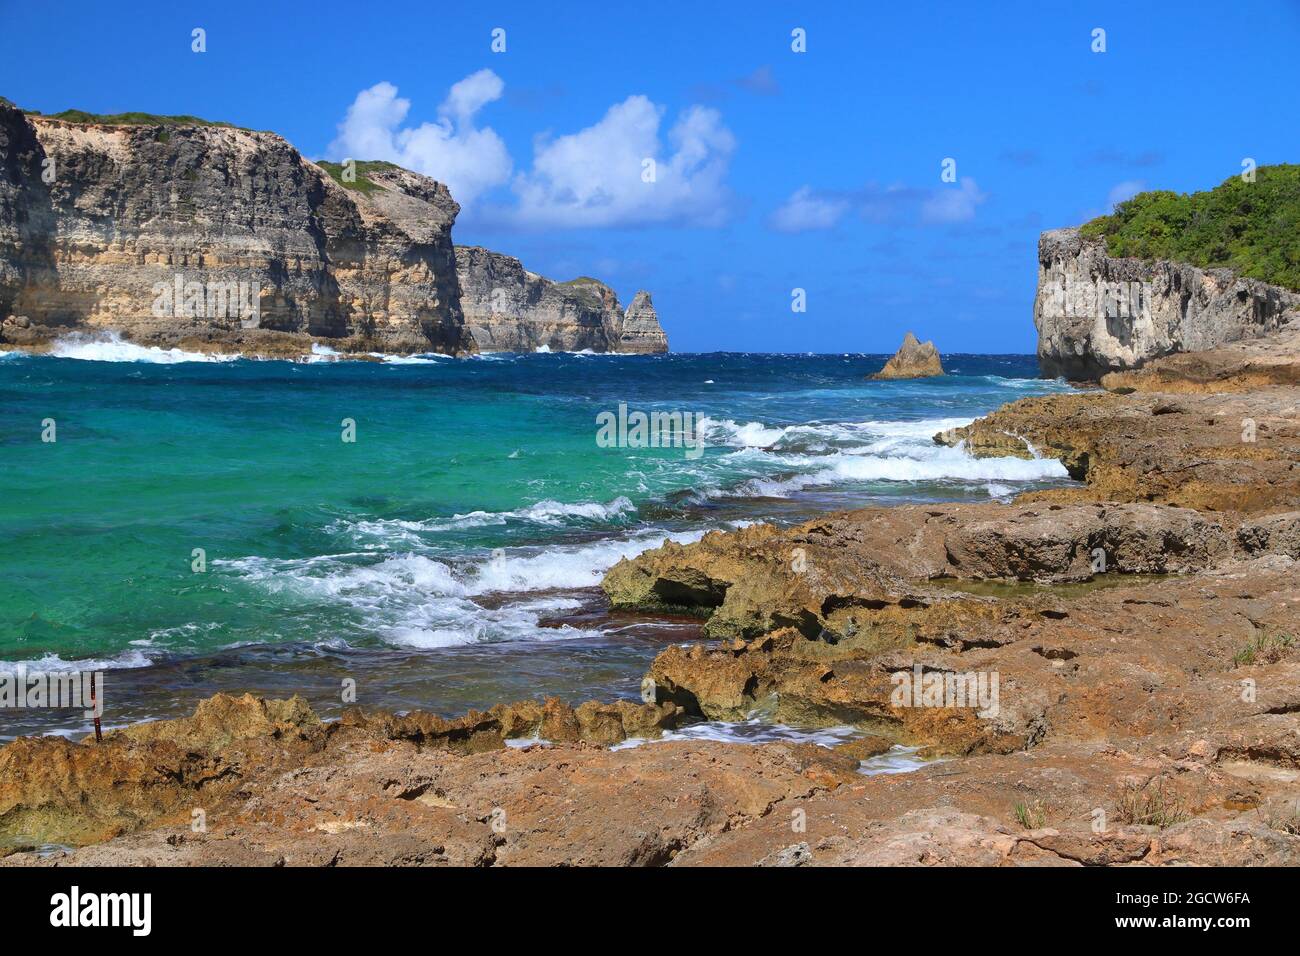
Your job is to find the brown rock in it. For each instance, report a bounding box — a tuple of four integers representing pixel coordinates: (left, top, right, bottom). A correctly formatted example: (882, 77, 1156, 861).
(869, 332, 945, 379)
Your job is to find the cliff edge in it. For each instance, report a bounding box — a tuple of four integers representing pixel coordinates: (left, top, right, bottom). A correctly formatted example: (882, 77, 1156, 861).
(0, 103, 667, 356)
(1034, 227, 1298, 380)
(454, 246, 666, 353)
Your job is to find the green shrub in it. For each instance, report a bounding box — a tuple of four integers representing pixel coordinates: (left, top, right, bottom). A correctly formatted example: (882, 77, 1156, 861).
(39, 109, 243, 129)
(1080, 165, 1300, 291)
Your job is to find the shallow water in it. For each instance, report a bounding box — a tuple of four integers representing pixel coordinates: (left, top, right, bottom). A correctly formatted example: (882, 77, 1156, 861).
(0, 347, 1075, 738)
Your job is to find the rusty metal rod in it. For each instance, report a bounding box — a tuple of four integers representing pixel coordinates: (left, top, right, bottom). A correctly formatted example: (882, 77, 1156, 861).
(90, 671, 102, 743)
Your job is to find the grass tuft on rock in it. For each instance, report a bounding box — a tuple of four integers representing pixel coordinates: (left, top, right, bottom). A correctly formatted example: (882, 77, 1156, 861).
(314, 160, 397, 195)
(1232, 629, 1295, 667)
(1115, 780, 1190, 829)
(1013, 799, 1047, 829)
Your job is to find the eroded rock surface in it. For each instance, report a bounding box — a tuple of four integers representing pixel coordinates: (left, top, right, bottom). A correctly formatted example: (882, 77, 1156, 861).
(869, 331, 944, 379)
(1034, 227, 1299, 380)
(935, 387, 1300, 512)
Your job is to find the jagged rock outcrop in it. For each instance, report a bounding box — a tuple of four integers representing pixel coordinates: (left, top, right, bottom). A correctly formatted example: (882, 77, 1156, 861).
(0, 104, 667, 356)
(454, 246, 667, 353)
(869, 331, 944, 379)
(1035, 227, 1300, 381)
(617, 290, 669, 354)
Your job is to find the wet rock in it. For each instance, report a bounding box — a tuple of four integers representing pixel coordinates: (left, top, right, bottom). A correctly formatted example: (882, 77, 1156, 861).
(604, 501, 1242, 642)
(936, 388, 1300, 512)
(832, 735, 893, 761)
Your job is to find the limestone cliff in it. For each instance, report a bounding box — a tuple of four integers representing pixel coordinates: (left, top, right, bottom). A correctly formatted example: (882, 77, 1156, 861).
(454, 246, 666, 353)
(0, 102, 469, 354)
(1034, 227, 1299, 380)
(0, 103, 667, 356)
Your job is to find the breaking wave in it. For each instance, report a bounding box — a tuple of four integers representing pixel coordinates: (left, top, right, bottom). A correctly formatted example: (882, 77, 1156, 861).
(48, 332, 240, 363)
(334, 496, 638, 546)
(218, 528, 704, 649)
(0, 649, 156, 671)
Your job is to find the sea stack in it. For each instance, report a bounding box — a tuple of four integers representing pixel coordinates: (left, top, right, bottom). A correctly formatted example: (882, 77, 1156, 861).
(869, 332, 945, 379)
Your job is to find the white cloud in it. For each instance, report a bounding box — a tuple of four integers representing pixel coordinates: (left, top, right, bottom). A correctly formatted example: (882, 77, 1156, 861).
(330, 76, 737, 227)
(920, 178, 988, 224)
(768, 179, 989, 232)
(327, 72, 512, 208)
(768, 186, 851, 232)
(1107, 179, 1146, 210)
(510, 96, 737, 228)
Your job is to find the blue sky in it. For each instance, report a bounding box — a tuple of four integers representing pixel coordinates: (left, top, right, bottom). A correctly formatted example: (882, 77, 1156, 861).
(3, 0, 1298, 352)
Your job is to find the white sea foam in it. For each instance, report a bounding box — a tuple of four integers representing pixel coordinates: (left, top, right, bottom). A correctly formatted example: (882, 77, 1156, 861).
(699, 415, 974, 452)
(684, 409, 1071, 498)
(697, 416, 788, 448)
(447, 496, 637, 529)
(649, 719, 862, 748)
(714, 442, 1066, 498)
(860, 745, 938, 776)
(0, 649, 155, 671)
(367, 351, 449, 364)
(464, 529, 703, 594)
(48, 332, 240, 364)
(335, 496, 638, 544)
(221, 528, 704, 648)
(305, 342, 342, 362)
(983, 374, 1073, 390)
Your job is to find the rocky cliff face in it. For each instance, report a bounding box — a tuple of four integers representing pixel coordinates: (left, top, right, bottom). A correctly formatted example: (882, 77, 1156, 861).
(616, 290, 669, 354)
(1034, 227, 1299, 380)
(0, 102, 468, 354)
(0, 104, 667, 356)
(454, 246, 666, 353)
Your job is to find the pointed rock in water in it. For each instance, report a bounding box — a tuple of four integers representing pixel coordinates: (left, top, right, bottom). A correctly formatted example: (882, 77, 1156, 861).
(869, 332, 945, 379)
(617, 290, 669, 354)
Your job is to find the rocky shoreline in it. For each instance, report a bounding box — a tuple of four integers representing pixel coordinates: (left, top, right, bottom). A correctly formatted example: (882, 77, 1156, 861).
(3, 329, 1298, 866)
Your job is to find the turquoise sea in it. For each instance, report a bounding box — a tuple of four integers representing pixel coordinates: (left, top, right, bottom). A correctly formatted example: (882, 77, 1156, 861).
(0, 339, 1075, 738)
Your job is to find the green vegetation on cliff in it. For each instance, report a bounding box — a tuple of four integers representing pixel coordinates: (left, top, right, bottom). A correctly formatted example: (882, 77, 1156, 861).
(314, 160, 397, 195)
(29, 109, 243, 129)
(1080, 164, 1300, 291)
